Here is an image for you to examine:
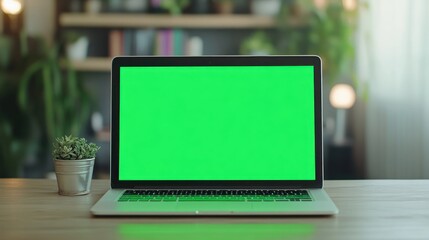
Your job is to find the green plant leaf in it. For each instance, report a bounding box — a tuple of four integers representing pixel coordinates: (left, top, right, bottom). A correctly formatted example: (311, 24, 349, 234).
(52, 135, 100, 160)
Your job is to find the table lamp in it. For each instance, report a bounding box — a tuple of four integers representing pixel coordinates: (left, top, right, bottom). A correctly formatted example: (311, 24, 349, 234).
(329, 83, 356, 144)
(1, 0, 23, 34)
(1, 0, 22, 15)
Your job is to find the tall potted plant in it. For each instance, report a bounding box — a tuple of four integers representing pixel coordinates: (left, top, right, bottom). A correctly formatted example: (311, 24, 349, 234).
(17, 35, 92, 175)
(0, 34, 30, 177)
(0, 31, 92, 177)
(0, 33, 44, 177)
(52, 135, 100, 196)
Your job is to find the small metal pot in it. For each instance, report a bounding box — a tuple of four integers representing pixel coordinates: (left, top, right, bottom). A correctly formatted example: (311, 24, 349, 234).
(54, 158, 95, 196)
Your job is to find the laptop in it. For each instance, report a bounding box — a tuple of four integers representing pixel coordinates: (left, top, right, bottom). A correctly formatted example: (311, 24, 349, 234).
(91, 56, 339, 216)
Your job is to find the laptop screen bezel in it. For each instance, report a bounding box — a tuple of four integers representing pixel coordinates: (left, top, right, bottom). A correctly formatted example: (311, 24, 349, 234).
(111, 56, 323, 189)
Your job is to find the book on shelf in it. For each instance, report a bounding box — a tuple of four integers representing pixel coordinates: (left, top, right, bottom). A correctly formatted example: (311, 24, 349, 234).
(155, 29, 185, 56)
(108, 28, 203, 57)
(109, 30, 123, 57)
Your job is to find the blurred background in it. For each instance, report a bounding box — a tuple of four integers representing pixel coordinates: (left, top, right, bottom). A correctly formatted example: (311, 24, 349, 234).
(0, 0, 428, 179)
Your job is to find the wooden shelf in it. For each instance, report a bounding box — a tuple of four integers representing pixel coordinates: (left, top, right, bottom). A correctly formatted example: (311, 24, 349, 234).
(60, 14, 305, 72)
(60, 13, 277, 29)
(68, 57, 111, 72)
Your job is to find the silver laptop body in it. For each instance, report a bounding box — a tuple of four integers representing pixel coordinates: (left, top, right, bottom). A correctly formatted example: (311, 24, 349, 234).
(91, 56, 338, 216)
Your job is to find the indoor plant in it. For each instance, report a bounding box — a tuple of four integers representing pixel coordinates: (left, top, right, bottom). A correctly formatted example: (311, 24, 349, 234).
(0, 34, 27, 177)
(17, 34, 92, 177)
(276, 1, 358, 85)
(63, 31, 89, 60)
(251, 0, 281, 16)
(240, 31, 275, 55)
(52, 135, 100, 196)
(160, 0, 190, 15)
(0, 31, 92, 178)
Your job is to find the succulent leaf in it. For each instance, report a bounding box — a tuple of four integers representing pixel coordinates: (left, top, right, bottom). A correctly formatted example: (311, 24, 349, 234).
(52, 135, 100, 160)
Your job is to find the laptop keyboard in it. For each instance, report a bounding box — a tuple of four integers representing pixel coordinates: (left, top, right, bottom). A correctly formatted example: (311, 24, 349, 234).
(118, 189, 312, 202)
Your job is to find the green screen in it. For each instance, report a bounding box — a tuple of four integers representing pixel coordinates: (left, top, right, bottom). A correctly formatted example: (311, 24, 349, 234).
(119, 66, 315, 180)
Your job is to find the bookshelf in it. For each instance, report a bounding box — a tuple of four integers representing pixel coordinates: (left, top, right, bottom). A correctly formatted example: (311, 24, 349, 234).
(59, 13, 301, 72)
(68, 57, 111, 72)
(60, 13, 278, 29)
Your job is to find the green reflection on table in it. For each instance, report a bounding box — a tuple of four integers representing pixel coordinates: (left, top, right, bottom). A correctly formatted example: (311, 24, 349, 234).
(118, 223, 314, 240)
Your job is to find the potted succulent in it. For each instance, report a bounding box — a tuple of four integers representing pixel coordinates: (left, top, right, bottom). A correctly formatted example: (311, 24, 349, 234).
(160, 0, 190, 15)
(251, 0, 281, 16)
(52, 135, 100, 196)
(63, 31, 89, 60)
(240, 31, 275, 55)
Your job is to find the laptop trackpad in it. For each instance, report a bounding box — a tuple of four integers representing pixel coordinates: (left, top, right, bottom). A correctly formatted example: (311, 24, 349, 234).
(176, 202, 251, 214)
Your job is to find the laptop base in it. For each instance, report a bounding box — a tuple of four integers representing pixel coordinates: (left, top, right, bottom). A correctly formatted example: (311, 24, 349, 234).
(91, 189, 338, 216)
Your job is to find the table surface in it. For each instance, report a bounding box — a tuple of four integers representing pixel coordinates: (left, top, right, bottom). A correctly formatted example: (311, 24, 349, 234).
(1, 179, 428, 240)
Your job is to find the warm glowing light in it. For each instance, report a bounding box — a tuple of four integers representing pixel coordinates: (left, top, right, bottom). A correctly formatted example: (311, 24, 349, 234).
(329, 84, 356, 109)
(1, 0, 22, 15)
(313, 0, 327, 10)
(342, 0, 357, 11)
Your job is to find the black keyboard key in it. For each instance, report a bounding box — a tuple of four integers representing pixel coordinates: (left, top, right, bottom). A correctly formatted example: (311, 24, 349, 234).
(118, 189, 312, 202)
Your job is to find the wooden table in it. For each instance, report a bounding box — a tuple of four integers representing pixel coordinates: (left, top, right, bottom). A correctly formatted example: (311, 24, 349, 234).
(1, 179, 428, 240)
